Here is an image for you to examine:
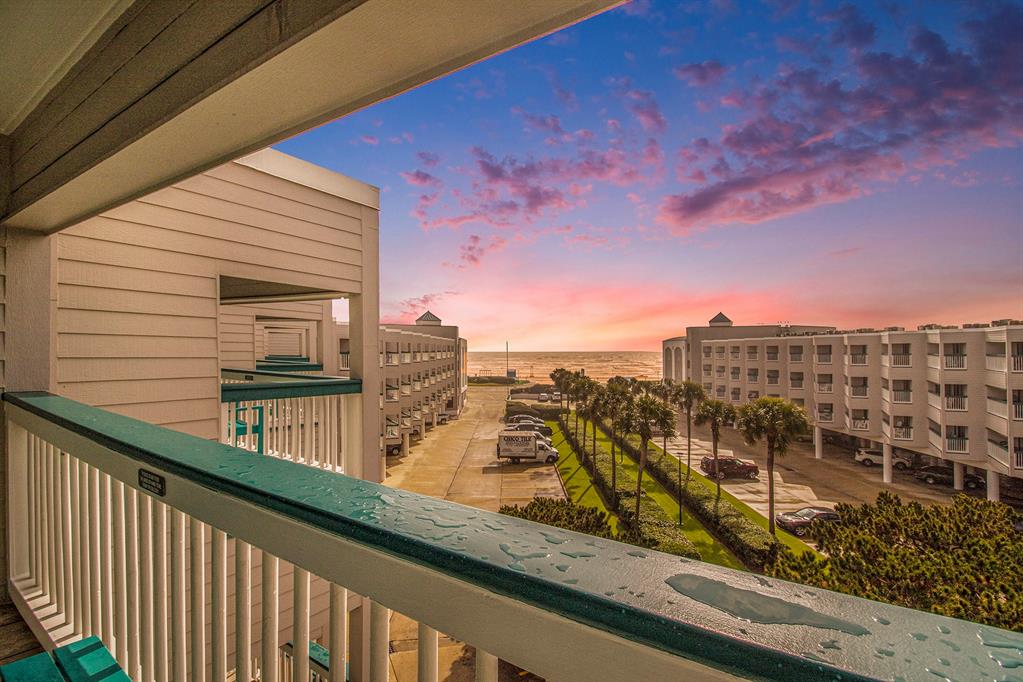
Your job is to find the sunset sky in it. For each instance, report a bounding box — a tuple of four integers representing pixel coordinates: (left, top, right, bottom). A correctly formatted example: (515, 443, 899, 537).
(276, 0, 1023, 351)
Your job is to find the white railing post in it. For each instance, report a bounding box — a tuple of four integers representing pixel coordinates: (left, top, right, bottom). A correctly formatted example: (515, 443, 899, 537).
(418, 622, 439, 682)
(475, 649, 498, 682)
(139, 493, 155, 682)
(190, 518, 206, 682)
(100, 473, 114, 650)
(7, 420, 30, 582)
(329, 584, 347, 682)
(262, 551, 280, 682)
(171, 509, 187, 682)
(235, 539, 252, 682)
(70, 454, 83, 635)
(113, 480, 128, 668)
(59, 451, 73, 634)
(154, 501, 169, 682)
(88, 466, 102, 640)
(126, 488, 140, 678)
(369, 599, 389, 682)
(213, 529, 228, 682)
(79, 461, 92, 635)
(294, 567, 311, 682)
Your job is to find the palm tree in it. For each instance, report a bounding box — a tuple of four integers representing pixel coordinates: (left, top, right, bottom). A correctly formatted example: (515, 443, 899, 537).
(672, 381, 706, 488)
(574, 376, 596, 451)
(694, 399, 737, 506)
(604, 377, 632, 506)
(586, 384, 606, 472)
(736, 397, 810, 536)
(631, 395, 671, 524)
(549, 368, 569, 415)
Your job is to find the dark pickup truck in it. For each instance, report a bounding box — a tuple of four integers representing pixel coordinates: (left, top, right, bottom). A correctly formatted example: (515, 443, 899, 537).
(700, 456, 759, 480)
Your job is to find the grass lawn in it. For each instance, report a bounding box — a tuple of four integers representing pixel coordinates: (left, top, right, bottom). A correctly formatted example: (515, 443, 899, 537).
(574, 417, 744, 570)
(642, 439, 816, 556)
(546, 421, 618, 534)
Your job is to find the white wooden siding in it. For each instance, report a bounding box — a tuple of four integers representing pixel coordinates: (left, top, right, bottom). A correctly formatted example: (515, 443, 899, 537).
(54, 152, 373, 440)
(267, 331, 302, 357)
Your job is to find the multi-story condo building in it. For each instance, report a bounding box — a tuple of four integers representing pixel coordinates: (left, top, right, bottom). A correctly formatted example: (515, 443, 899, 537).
(1, 6, 1015, 681)
(664, 315, 1023, 499)
(335, 312, 467, 458)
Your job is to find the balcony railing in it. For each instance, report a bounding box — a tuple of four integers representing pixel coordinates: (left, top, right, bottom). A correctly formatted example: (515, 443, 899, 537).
(987, 398, 1008, 419)
(985, 355, 1006, 371)
(892, 390, 912, 403)
(766, 352, 779, 361)
(927, 391, 941, 409)
(11, 393, 1014, 681)
(256, 357, 324, 375)
(730, 352, 740, 361)
(928, 429, 942, 449)
(945, 395, 967, 411)
(893, 426, 913, 440)
(790, 379, 804, 389)
(849, 354, 867, 365)
(766, 377, 779, 385)
(817, 411, 834, 423)
(790, 353, 803, 363)
(339, 352, 351, 370)
(1015, 402, 1023, 421)
(816, 354, 832, 364)
(987, 439, 1009, 463)
(221, 369, 361, 470)
(1014, 355, 1023, 372)
(746, 375, 759, 383)
(385, 353, 400, 366)
(849, 385, 868, 398)
(850, 418, 869, 431)
(815, 382, 833, 393)
(946, 437, 969, 453)
(943, 355, 967, 370)
(891, 354, 911, 367)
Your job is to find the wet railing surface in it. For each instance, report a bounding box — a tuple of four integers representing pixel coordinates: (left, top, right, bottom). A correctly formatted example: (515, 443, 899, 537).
(221, 368, 360, 402)
(5, 391, 1023, 682)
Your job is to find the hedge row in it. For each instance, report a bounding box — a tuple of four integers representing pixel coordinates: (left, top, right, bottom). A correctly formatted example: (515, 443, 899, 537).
(558, 416, 700, 560)
(499, 497, 614, 538)
(504, 401, 562, 421)
(468, 375, 517, 385)
(593, 417, 779, 571)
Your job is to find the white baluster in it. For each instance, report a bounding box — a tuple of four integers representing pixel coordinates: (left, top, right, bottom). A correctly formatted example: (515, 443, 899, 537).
(70, 455, 83, 635)
(172, 510, 187, 682)
(114, 480, 128, 668)
(213, 529, 228, 682)
(262, 552, 279, 682)
(190, 518, 206, 682)
(475, 650, 498, 682)
(89, 466, 102, 639)
(235, 539, 252, 682)
(329, 584, 346, 682)
(140, 493, 155, 682)
(43, 439, 53, 599)
(126, 488, 141, 677)
(155, 502, 169, 682)
(294, 567, 310, 682)
(418, 623, 438, 682)
(101, 473, 114, 649)
(369, 600, 389, 682)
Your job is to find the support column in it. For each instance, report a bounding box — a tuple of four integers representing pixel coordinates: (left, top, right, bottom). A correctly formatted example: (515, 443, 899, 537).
(814, 426, 823, 460)
(953, 462, 964, 491)
(401, 432, 410, 457)
(987, 470, 1001, 502)
(350, 205, 381, 482)
(882, 442, 893, 484)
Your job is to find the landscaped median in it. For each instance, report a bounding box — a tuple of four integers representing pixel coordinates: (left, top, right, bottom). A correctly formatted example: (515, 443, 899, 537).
(598, 417, 817, 568)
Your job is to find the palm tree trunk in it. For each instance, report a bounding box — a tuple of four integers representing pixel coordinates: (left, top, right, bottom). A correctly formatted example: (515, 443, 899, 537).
(713, 427, 721, 504)
(685, 410, 692, 486)
(767, 441, 777, 536)
(635, 438, 647, 523)
(610, 425, 617, 506)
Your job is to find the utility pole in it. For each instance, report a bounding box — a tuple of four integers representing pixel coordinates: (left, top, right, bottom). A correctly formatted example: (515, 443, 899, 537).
(505, 341, 509, 377)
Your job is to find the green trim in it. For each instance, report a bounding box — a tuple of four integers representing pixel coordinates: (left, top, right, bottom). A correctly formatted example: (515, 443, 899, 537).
(256, 361, 324, 372)
(52, 636, 130, 681)
(0, 652, 64, 682)
(4, 391, 1019, 682)
(223, 367, 343, 381)
(221, 377, 361, 402)
(265, 355, 310, 361)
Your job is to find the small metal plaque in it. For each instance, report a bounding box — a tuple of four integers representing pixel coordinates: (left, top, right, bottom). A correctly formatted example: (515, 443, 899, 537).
(138, 469, 166, 497)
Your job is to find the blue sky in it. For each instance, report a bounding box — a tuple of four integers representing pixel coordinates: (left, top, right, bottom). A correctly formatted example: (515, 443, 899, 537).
(277, 0, 1023, 351)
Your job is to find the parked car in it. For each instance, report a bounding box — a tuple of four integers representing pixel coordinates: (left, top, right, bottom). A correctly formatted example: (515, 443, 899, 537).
(854, 448, 913, 470)
(508, 414, 545, 425)
(505, 422, 553, 438)
(537, 393, 550, 402)
(552, 391, 562, 401)
(794, 432, 813, 443)
(699, 456, 759, 480)
(775, 507, 841, 537)
(914, 465, 983, 490)
(436, 413, 450, 425)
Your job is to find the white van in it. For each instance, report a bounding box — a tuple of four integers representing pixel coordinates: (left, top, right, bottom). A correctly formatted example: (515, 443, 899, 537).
(497, 431, 559, 464)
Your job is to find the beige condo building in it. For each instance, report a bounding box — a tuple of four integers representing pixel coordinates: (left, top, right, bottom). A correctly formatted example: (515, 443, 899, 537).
(664, 314, 1023, 499)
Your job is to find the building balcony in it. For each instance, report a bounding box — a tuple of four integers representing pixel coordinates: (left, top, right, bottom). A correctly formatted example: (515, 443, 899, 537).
(1015, 402, 1023, 421)
(385, 388, 400, 402)
(849, 354, 867, 366)
(789, 354, 803, 363)
(816, 354, 832, 364)
(766, 352, 779, 361)
(339, 351, 351, 370)
(386, 353, 400, 366)
(730, 352, 740, 361)
(5, 392, 1012, 682)
(401, 384, 412, 396)
(401, 352, 412, 364)
(928, 429, 942, 449)
(766, 377, 779, 385)
(946, 437, 969, 453)
(715, 352, 725, 359)
(927, 355, 940, 370)
(746, 354, 758, 361)
(943, 355, 967, 370)
(927, 392, 941, 409)
(987, 398, 1007, 419)
(893, 426, 914, 440)
(817, 411, 834, 423)
(891, 354, 912, 367)
(746, 375, 759, 383)
(849, 385, 868, 398)
(1014, 355, 1023, 372)
(987, 439, 1009, 465)
(790, 379, 804, 389)
(892, 390, 912, 403)
(850, 418, 870, 431)
(815, 382, 833, 393)
(985, 355, 1006, 371)
(413, 380, 423, 391)
(945, 396, 967, 411)
(221, 368, 361, 470)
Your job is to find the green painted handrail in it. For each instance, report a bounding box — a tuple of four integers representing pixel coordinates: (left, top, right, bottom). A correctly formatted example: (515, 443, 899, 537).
(220, 369, 360, 402)
(255, 361, 324, 372)
(4, 391, 1021, 682)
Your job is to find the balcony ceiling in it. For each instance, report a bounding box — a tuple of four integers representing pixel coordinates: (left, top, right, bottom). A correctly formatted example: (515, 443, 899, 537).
(1, 0, 620, 232)
(219, 275, 341, 304)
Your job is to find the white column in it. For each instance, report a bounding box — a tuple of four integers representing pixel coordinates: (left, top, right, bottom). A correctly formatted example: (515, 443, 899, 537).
(814, 426, 823, 460)
(953, 462, 964, 491)
(401, 432, 410, 457)
(882, 442, 893, 484)
(350, 205, 381, 482)
(987, 470, 1001, 502)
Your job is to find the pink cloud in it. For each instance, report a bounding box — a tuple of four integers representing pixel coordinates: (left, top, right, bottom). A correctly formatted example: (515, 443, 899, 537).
(400, 170, 442, 188)
(622, 87, 667, 133)
(451, 234, 508, 268)
(357, 135, 379, 145)
(416, 151, 440, 167)
(383, 291, 459, 324)
(673, 60, 729, 87)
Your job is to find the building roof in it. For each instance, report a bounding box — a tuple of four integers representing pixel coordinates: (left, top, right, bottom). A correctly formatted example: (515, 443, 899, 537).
(416, 310, 442, 323)
(709, 312, 732, 325)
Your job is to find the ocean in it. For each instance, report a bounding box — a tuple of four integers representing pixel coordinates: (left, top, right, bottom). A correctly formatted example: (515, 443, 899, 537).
(467, 351, 662, 383)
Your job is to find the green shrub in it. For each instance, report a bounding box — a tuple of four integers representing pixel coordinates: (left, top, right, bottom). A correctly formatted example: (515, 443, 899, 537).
(594, 417, 778, 570)
(504, 401, 540, 419)
(500, 498, 614, 538)
(468, 375, 517, 385)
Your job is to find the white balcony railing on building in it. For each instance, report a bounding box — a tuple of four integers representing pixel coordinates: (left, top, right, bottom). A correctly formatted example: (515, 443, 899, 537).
(221, 369, 361, 472)
(1014, 355, 1023, 372)
(790, 354, 803, 363)
(816, 354, 832, 364)
(766, 352, 779, 361)
(386, 353, 400, 366)
(945, 395, 967, 411)
(6, 392, 1008, 682)
(927, 392, 941, 409)
(893, 427, 913, 440)
(766, 377, 779, 385)
(817, 411, 834, 423)
(746, 375, 759, 383)
(790, 380, 804, 389)
(943, 355, 967, 370)
(892, 390, 912, 403)
(849, 354, 867, 365)
(815, 382, 833, 393)
(850, 418, 869, 431)
(891, 354, 911, 367)
(987, 440, 1009, 464)
(985, 355, 1006, 371)
(850, 385, 868, 398)
(1015, 402, 1023, 421)
(987, 398, 1008, 419)
(946, 437, 969, 453)
(339, 352, 351, 370)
